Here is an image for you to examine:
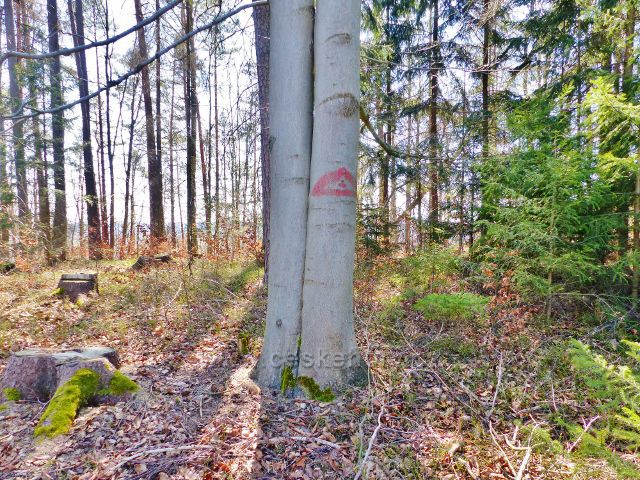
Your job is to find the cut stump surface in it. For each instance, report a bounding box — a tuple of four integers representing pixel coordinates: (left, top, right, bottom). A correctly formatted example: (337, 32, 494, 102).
(1, 347, 120, 401)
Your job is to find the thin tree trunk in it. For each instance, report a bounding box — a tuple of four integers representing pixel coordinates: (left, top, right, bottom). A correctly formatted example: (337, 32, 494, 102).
(405, 113, 413, 253)
(184, 0, 198, 257)
(429, 0, 440, 232)
(633, 153, 640, 306)
(155, 0, 163, 244)
(105, 1, 115, 248)
(95, 54, 109, 244)
(134, 0, 164, 245)
(47, 0, 67, 257)
(31, 85, 50, 247)
(477, 0, 491, 243)
(0, 6, 7, 246)
(68, 0, 101, 258)
(4, 0, 28, 220)
(168, 56, 177, 247)
(252, 0, 270, 277)
(122, 78, 140, 251)
(196, 103, 211, 250)
(214, 39, 220, 242)
(299, 0, 367, 389)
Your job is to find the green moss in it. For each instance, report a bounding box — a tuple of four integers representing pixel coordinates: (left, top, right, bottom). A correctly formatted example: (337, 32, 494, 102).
(280, 365, 296, 394)
(0, 404, 7, 412)
(106, 371, 139, 395)
(413, 293, 488, 323)
(51, 287, 64, 296)
(3, 387, 21, 402)
(297, 376, 335, 402)
(34, 369, 100, 439)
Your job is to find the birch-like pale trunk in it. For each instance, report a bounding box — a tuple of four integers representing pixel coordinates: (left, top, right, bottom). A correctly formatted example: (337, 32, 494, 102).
(298, 0, 366, 389)
(254, 0, 314, 388)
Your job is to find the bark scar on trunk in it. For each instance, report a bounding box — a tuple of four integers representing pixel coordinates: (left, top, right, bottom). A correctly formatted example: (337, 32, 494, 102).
(317, 92, 359, 117)
(325, 32, 352, 45)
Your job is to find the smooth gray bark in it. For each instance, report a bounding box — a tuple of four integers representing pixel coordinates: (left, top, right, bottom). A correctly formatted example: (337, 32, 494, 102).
(298, 0, 366, 389)
(254, 0, 314, 388)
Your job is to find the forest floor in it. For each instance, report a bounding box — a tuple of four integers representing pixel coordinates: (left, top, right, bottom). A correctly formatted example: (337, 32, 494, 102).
(0, 254, 636, 479)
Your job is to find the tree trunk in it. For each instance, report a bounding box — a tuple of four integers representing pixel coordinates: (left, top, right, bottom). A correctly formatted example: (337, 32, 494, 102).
(213, 41, 220, 243)
(104, 2, 115, 248)
(429, 0, 440, 232)
(184, 0, 198, 257)
(254, 0, 314, 389)
(298, 0, 367, 389)
(168, 56, 177, 247)
(32, 87, 50, 247)
(95, 55, 109, 245)
(252, 0, 270, 278)
(477, 0, 491, 243)
(134, 0, 164, 246)
(405, 113, 413, 253)
(4, 0, 28, 221)
(155, 0, 163, 245)
(47, 0, 67, 258)
(68, 0, 101, 259)
(196, 103, 211, 250)
(122, 79, 140, 252)
(0, 12, 7, 247)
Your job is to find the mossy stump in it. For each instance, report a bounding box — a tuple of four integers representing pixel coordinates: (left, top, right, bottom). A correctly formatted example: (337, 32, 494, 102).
(1, 347, 121, 401)
(1, 347, 138, 438)
(57, 273, 98, 302)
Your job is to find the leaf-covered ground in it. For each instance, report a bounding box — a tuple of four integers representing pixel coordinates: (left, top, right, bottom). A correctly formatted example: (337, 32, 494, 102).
(0, 256, 633, 479)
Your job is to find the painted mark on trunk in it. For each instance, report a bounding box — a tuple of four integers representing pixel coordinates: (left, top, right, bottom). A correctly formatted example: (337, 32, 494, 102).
(311, 167, 356, 197)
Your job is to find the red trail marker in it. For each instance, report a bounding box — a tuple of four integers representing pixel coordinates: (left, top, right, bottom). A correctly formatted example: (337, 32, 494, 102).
(311, 167, 356, 197)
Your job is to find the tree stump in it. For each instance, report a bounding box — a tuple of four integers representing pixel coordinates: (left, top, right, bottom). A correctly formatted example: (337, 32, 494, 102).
(1, 347, 120, 402)
(131, 253, 172, 270)
(57, 273, 98, 301)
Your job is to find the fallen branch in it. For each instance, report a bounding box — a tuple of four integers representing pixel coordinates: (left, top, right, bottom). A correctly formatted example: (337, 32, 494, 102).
(486, 352, 504, 421)
(267, 435, 341, 449)
(514, 446, 532, 480)
(353, 405, 385, 480)
(113, 444, 214, 470)
(567, 415, 600, 452)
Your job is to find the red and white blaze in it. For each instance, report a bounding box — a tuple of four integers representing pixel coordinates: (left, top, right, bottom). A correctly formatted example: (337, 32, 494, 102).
(311, 167, 356, 197)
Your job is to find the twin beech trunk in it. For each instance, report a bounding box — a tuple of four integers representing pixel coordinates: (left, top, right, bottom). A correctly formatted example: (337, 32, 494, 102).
(254, 0, 314, 388)
(256, 0, 366, 392)
(298, 0, 366, 388)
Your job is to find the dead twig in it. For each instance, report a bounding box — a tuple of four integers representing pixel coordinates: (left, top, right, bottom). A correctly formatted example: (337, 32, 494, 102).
(567, 415, 601, 452)
(486, 352, 504, 421)
(489, 421, 517, 478)
(113, 444, 214, 470)
(353, 404, 385, 480)
(267, 436, 341, 449)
